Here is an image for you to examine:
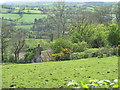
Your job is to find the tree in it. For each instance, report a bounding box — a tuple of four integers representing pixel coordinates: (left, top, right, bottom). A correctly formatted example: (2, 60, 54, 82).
(94, 5, 112, 25)
(116, 2, 120, 45)
(68, 18, 93, 43)
(1, 20, 14, 62)
(50, 38, 73, 53)
(108, 24, 120, 46)
(11, 29, 26, 62)
(42, 1, 69, 38)
(116, 2, 120, 27)
(34, 18, 38, 24)
(90, 24, 108, 48)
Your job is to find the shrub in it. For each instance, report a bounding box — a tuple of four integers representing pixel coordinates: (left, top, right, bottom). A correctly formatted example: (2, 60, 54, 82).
(90, 36, 105, 48)
(71, 48, 99, 59)
(51, 48, 71, 61)
(50, 38, 73, 53)
(98, 47, 118, 57)
(8, 54, 15, 63)
(108, 24, 120, 46)
(3, 54, 9, 63)
(51, 53, 62, 61)
(71, 47, 118, 60)
(61, 48, 71, 60)
(72, 41, 88, 52)
(24, 48, 35, 63)
(110, 47, 118, 56)
(3, 54, 15, 63)
(84, 48, 99, 58)
(17, 58, 25, 63)
(70, 52, 88, 60)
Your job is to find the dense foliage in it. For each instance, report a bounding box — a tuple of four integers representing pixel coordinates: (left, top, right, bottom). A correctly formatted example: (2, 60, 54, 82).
(1, 1, 120, 62)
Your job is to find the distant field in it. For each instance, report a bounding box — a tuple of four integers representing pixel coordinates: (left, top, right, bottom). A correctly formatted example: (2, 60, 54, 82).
(0, 8, 9, 13)
(1, 14, 47, 23)
(19, 14, 47, 23)
(6, 38, 48, 51)
(22, 10, 43, 14)
(25, 38, 48, 48)
(1, 14, 20, 20)
(15, 25, 33, 29)
(2, 56, 118, 88)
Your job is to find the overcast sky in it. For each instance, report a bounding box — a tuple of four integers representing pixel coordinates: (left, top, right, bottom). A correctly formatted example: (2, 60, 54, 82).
(0, 0, 119, 3)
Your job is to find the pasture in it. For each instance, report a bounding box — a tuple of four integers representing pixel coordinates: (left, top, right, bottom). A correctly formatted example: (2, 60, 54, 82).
(15, 25, 33, 29)
(1, 14, 47, 23)
(6, 38, 48, 51)
(25, 38, 48, 48)
(2, 56, 118, 88)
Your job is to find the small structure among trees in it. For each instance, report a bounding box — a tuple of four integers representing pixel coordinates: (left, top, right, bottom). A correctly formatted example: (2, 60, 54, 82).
(32, 44, 43, 63)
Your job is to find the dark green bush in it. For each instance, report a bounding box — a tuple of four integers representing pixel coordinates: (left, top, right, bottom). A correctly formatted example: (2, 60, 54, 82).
(108, 24, 120, 46)
(3, 54, 9, 63)
(90, 36, 105, 48)
(24, 48, 35, 63)
(17, 58, 25, 63)
(3, 54, 15, 63)
(8, 54, 15, 63)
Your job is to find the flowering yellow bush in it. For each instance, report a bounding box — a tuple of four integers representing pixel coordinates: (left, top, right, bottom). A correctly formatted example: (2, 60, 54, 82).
(51, 48, 71, 61)
(51, 54, 57, 57)
(51, 53, 61, 57)
(118, 44, 120, 48)
(51, 53, 62, 61)
(62, 48, 71, 53)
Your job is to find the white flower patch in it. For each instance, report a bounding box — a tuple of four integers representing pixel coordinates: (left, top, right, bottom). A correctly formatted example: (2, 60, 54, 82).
(98, 80, 104, 84)
(109, 83, 115, 86)
(67, 80, 79, 87)
(113, 79, 118, 83)
(104, 80, 111, 84)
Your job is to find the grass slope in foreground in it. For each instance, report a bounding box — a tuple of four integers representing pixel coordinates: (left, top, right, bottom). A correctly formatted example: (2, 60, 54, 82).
(2, 56, 118, 88)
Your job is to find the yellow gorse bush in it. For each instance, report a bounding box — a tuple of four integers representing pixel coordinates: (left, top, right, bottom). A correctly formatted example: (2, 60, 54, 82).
(51, 53, 61, 57)
(118, 44, 120, 47)
(62, 48, 71, 53)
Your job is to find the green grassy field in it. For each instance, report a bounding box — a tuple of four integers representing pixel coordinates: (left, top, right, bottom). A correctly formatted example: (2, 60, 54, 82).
(19, 14, 47, 23)
(1, 14, 20, 20)
(22, 10, 43, 14)
(6, 38, 48, 51)
(1, 7, 42, 14)
(1, 14, 47, 23)
(0, 8, 9, 13)
(2, 56, 118, 88)
(25, 38, 48, 48)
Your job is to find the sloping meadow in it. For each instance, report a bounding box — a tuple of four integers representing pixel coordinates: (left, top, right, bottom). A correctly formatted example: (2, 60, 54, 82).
(2, 56, 118, 88)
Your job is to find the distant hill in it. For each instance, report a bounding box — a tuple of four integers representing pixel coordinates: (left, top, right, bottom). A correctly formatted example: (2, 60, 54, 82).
(1, 1, 117, 7)
(2, 1, 54, 7)
(85, 2, 117, 5)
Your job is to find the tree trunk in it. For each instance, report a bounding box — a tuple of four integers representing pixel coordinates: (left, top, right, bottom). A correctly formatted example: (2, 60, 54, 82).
(14, 52, 19, 63)
(14, 53, 17, 63)
(1, 47, 4, 62)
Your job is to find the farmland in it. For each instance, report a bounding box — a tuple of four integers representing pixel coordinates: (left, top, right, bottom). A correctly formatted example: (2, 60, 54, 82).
(1, 2, 117, 30)
(1, 14, 47, 23)
(2, 56, 118, 88)
(1, 1, 120, 89)
(25, 38, 48, 48)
